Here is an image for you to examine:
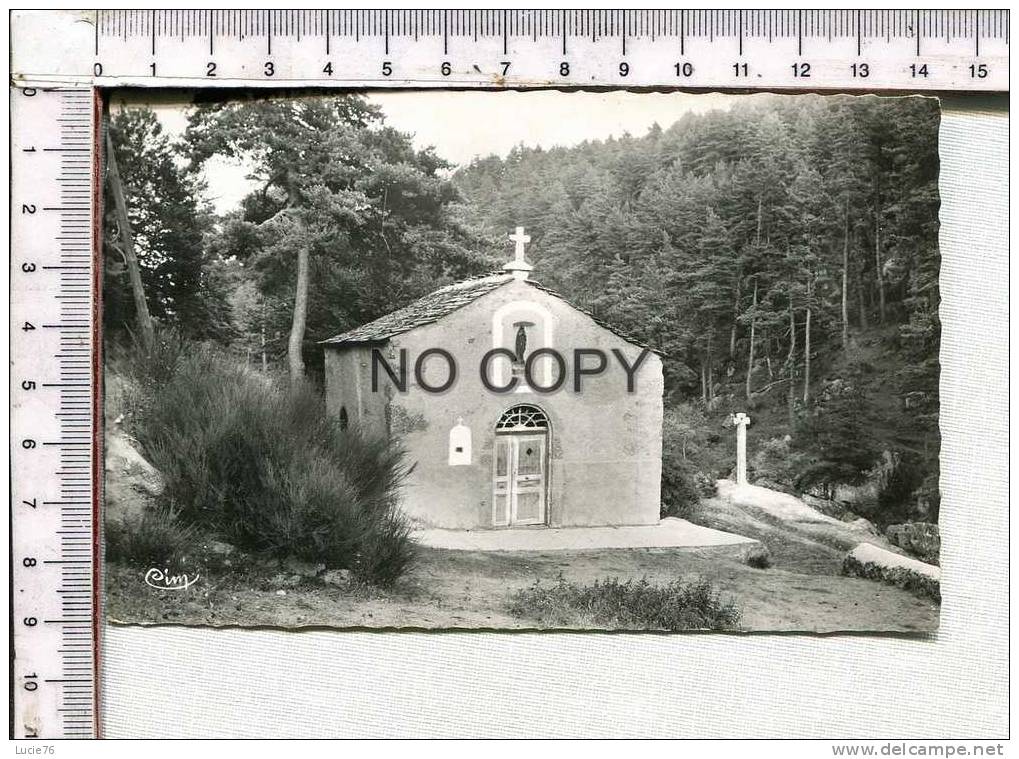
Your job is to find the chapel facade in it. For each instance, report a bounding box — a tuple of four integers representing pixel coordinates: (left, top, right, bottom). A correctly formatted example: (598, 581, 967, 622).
(320, 229, 664, 530)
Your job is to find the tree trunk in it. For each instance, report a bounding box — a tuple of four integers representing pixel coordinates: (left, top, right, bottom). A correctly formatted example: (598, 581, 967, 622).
(787, 303, 797, 424)
(700, 359, 707, 403)
(857, 250, 870, 331)
(755, 197, 763, 244)
(745, 278, 757, 400)
(803, 301, 812, 405)
(841, 196, 850, 349)
(706, 334, 715, 404)
(287, 245, 310, 381)
(729, 275, 741, 359)
(105, 130, 154, 350)
(858, 270, 869, 330)
(729, 197, 763, 361)
(875, 214, 886, 323)
(260, 301, 268, 373)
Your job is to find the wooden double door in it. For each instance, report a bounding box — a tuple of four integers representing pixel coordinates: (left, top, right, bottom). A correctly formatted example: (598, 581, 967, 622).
(493, 433, 547, 526)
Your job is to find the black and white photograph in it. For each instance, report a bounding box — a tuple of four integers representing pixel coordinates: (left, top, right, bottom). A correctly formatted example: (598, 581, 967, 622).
(102, 89, 942, 633)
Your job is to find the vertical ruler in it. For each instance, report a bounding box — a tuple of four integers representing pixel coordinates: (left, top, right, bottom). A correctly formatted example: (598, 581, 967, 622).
(10, 87, 98, 739)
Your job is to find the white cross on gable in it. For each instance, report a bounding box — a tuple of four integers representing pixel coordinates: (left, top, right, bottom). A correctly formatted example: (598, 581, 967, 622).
(509, 226, 531, 262)
(504, 226, 534, 280)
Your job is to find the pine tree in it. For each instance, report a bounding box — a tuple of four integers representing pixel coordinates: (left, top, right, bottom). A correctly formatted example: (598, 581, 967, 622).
(186, 96, 492, 378)
(104, 106, 228, 342)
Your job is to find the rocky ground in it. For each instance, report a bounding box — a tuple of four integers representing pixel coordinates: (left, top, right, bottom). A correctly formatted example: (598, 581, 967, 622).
(106, 488, 940, 633)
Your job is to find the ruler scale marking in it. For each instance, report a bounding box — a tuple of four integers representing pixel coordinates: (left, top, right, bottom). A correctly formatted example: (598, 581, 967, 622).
(12, 87, 97, 739)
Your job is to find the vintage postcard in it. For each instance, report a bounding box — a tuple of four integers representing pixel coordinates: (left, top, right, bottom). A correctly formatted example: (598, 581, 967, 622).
(102, 89, 941, 633)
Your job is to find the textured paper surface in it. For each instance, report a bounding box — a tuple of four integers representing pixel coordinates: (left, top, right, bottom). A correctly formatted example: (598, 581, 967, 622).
(100, 96, 1008, 738)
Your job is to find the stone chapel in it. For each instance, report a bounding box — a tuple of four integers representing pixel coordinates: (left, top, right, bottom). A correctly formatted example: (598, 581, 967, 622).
(320, 228, 664, 530)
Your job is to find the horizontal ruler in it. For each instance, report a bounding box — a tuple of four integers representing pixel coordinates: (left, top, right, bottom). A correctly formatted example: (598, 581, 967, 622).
(11, 9, 1010, 91)
(10, 87, 99, 739)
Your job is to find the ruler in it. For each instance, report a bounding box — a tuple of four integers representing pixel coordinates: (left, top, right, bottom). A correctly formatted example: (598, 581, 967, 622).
(10, 9, 1010, 91)
(5, 8, 1009, 741)
(10, 87, 99, 739)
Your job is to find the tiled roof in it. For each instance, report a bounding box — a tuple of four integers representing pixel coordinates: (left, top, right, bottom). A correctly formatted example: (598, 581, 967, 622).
(320, 272, 513, 346)
(320, 272, 663, 356)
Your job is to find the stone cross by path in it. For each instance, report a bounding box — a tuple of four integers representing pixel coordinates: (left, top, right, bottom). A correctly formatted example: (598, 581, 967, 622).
(732, 412, 751, 485)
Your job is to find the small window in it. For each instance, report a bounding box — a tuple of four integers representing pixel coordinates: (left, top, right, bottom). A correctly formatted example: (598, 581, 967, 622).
(339, 406, 349, 430)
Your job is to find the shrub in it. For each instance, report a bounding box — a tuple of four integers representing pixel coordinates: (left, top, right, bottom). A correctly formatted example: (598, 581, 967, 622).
(794, 461, 867, 500)
(661, 459, 711, 519)
(873, 451, 926, 527)
(110, 333, 415, 587)
(662, 404, 710, 462)
(660, 404, 716, 518)
(353, 512, 417, 588)
(106, 509, 196, 568)
(794, 378, 880, 492)
(842, 553, 940, 603)
(885, 522, 941, 565)
(739, 543, 772, 569)
(508, 574, 741, 631)
(750, 436, 816, 494)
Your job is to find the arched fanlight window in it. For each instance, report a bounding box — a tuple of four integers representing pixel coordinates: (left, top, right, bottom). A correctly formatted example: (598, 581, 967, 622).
(495, 404, 549, 432)
(339, 407, 349, 430)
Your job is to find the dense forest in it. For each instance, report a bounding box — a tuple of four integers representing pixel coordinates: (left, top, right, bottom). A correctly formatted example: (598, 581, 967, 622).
(104, 93, 940, 528)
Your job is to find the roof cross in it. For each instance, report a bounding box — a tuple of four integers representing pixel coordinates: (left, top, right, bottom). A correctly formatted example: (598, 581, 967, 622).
(510, 226, 531, 261)
(504, 226, 534, 280)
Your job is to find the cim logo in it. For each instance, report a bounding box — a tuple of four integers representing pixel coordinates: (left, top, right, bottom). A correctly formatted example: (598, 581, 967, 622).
(144, 567, 200, 591)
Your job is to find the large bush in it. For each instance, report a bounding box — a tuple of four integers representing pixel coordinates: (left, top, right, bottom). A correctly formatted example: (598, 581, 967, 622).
(109, 334, 415, 587)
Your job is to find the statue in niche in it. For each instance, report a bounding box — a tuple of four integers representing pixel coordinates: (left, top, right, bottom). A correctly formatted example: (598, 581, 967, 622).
(513, 321, 534, 363)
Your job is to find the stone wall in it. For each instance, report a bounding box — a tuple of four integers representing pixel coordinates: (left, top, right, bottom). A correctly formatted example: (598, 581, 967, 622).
(322, 344, 389, 438)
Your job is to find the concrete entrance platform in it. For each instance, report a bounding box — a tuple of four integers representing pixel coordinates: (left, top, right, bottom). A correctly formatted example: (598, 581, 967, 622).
(412, 517, 755, 552)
